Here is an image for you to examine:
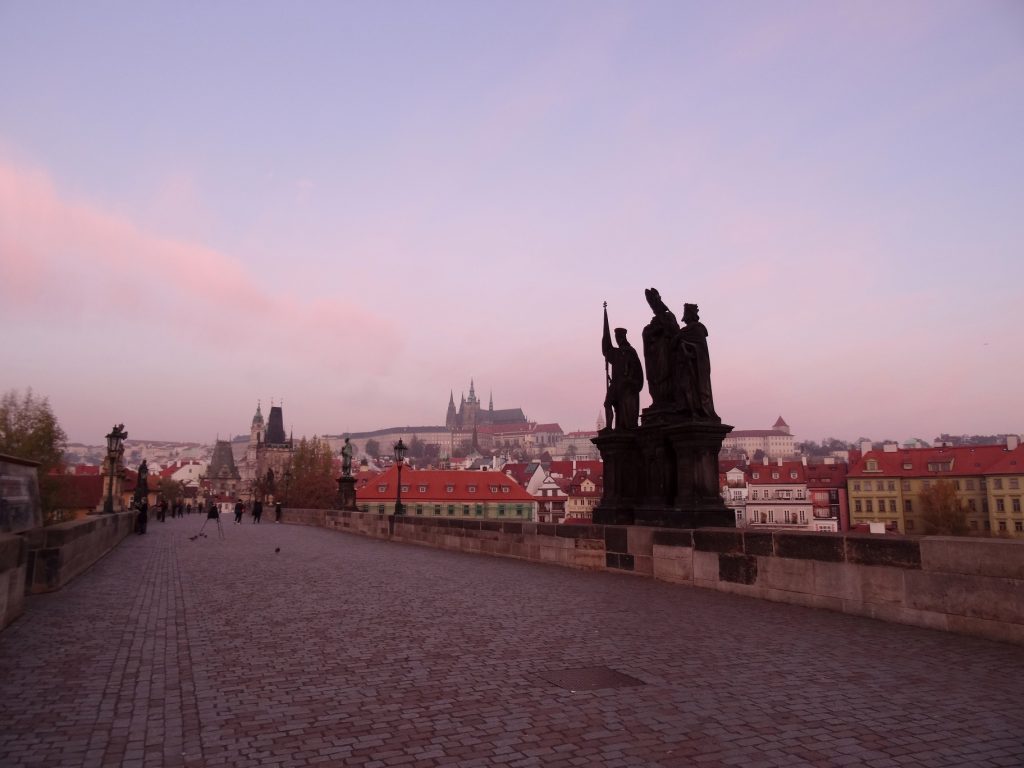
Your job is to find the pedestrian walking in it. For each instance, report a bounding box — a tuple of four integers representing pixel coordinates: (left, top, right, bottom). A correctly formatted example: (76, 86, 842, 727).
(234, 499, 243, 524)
(253, 499, 263, 524)
(274, 501, 282, 523)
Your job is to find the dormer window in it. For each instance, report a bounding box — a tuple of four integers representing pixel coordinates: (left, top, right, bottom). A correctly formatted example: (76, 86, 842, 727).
(772, 472, 779, 480)
(752, 473, 759, 479)
(445, 485, 455, 493)
(418, 485, 427, 493)
(790, 471, 797, 479)
(489, 485, 498, 492)
(902, 463, 912, 470)
(400, 485, 409, 493)
(866, 460, 879, 472)
(377, 484, 387, 493)
(467, 485, 477, 493)
(502, 486, 510, 493)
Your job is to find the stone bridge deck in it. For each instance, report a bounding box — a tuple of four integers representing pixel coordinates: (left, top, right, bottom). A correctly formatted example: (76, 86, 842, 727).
(1, 517, 1022, 768)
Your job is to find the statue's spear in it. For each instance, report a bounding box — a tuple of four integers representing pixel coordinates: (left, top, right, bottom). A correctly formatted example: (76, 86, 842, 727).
(602, 301, 611, 391)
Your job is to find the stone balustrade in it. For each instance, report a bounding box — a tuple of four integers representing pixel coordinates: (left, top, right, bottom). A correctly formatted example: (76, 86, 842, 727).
(21, 511, 136, 595)
(281, 507, 1024, 645)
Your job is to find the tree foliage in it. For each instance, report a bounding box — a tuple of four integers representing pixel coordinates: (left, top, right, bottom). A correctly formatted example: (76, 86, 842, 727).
(287, 437, 336, 509)
(919, 480, 969, 536)
(0, 389, 68, 523)
(364, 438, 381, 459)
(158, 477, 185, 503)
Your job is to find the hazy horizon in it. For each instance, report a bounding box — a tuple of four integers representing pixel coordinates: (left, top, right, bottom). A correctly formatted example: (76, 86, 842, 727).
(3, 2, 1022, 446)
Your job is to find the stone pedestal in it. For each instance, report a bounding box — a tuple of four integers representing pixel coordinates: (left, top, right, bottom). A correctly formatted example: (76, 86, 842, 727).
(336, 475, 358, 511)
(592, 415, 734, 529)
(591, 431, 641, 525)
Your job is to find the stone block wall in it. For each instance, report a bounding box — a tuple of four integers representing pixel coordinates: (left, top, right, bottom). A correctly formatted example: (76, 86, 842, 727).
(0, 534, 27, 630)
(22, 511, 135, 594)
(279, 508, 1024, 645)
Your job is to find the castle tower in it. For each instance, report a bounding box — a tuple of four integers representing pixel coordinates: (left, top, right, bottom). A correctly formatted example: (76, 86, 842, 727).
(208, 439, 241, 497)
(266, 406, 287, 445)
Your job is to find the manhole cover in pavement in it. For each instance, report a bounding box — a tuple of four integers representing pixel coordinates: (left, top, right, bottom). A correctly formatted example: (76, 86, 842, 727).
(538, 666, 645, 692)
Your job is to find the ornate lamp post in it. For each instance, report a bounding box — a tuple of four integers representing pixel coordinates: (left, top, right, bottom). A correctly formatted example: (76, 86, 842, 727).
(103, 424, 128, 514)
(393, 439, 407, 515)
(283, 468, 292, 507)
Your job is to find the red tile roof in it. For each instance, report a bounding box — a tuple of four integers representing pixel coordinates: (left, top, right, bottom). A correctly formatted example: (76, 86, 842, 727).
(52, 475, 104, 509)
(848, 445, 1023, 478)
(804, 462, 849, 487)
(356, 466, 534, 503)
(548, 460, 603, 479)
(747, 462, 806, 485)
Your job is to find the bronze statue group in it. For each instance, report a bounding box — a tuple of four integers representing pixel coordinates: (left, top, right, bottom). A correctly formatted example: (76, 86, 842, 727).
(602, 287, 718, 432)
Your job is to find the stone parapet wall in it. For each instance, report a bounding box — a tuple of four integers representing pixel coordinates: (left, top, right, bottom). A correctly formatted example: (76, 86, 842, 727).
(0, 534, 27, 629)
(22, 511, 136, 594)
(280, 509, 1024, 646)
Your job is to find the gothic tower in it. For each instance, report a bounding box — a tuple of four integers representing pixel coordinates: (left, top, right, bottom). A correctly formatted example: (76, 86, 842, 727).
(445, 391, 458, 429)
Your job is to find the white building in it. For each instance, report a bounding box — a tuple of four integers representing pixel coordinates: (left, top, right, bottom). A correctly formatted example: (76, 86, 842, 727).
(722, 416, 796, 459)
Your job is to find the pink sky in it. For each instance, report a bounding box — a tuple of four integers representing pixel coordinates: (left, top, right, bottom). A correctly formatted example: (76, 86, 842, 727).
(1, 2, 1021, 445)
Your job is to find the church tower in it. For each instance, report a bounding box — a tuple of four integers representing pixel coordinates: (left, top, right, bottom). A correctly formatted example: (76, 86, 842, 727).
(463, 379, 481, 429)
(445, 391, 458, 430)
(250, 401, 264, 446)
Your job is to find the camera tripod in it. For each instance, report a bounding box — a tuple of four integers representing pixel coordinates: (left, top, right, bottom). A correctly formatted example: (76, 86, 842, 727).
(194, 511, 225, 540)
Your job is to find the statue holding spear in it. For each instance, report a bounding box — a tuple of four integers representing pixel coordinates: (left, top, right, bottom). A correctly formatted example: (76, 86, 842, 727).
(601, 301, 643, 431)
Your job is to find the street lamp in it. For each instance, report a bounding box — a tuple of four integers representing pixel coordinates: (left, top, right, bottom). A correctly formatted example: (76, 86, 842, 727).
(103, 423, 128, 514)
(283, 468, 292, 507)
(393, 439, 407, 515)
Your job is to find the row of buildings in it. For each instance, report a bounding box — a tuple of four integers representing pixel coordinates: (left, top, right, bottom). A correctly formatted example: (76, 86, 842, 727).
(720, 437, 1024, 538)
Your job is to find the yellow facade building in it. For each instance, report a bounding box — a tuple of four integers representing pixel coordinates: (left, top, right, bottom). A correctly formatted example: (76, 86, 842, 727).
(848, 440, 1024, 537)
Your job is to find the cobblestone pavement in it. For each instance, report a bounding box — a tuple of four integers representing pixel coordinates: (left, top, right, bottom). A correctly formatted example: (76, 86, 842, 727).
(2, 517, 1023, 768)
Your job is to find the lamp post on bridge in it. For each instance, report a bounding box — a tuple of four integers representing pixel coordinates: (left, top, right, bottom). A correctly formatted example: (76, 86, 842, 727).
(393, 439, 407, 515)
(103, 424, 128, 514)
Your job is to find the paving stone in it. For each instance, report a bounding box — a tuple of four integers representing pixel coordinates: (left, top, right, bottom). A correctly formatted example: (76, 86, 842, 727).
(0, 518, 1022, 767)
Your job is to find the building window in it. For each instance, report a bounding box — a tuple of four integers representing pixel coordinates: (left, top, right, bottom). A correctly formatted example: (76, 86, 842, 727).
(400, 485, 409, 493)
(446, 485, 454, 493)
(901, 479, 911, 491)
(853, 482, 861, 491)
(887, 481, 895, 491)
(889, 499, 897, 513)
(902, 463, 912, 470)
(1010, 478, 1020, 490)
(799, 510, 806, 523)
(468, 485, 477, 493)
(867, 460, 878, 471)
(434, 505, 441, 516)
(377, 504, 385, 514)
(752, 472, 760, 480)
(502, 486, 510, 493)
(790, 471, 798, 479)
(448, 504, 455, 515)
(463, 505, 470, 515)
(418, 485, 427, 493)
(954, 480, 961, 491)
(968, 499, 976, 511)
(866, 500, 873, 513)
(966, 479, 976, 491)
(416, 505, 423, 515)
(475, 504, 483, 516)
(855, 500, 862, 513)
(361, 505, 369, 513)
(377, 484, 387, 493)
(904, 500, 912, 513)
(498, 504, 506, 516)
(489, 485, 498, 492)
(1013, 498, 1021, 513)
(772, 473, 779, 480)
(996, 499, 1005, 512)
(999, 520, 1007, 531)
(516, 504, 524, 516)
(1016, 521, 1023, 532)
(994, 478, 1004, 490)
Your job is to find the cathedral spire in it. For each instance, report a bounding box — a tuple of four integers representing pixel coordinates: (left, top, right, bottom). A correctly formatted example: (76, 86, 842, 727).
(489, 390, 493, 411)
(469, 378, 476, 402)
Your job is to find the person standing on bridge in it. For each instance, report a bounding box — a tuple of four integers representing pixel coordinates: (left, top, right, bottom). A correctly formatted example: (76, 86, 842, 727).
(253, 499, 263, 524)
(234, 499, 243, 524)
